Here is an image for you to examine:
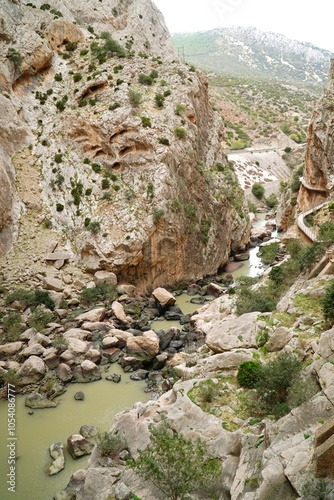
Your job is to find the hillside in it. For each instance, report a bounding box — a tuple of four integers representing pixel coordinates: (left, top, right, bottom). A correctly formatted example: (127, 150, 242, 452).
(173, 26, 333, 86)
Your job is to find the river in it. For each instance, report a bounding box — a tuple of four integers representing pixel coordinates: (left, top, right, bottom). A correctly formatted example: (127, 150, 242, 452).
(0, 213, 273, 500)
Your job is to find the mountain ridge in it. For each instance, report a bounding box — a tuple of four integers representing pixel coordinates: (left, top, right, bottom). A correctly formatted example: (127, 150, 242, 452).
(173, 26, 333, 86)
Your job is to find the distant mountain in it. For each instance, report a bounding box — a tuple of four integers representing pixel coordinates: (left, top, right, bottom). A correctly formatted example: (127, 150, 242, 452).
(173, 26, 333, 86)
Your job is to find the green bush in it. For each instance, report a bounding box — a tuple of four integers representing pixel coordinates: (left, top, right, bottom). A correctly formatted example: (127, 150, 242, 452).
(196, 380, 219, 403)
(91, 32, 125, 62)
(66, 42, 77, 52)
(284, 147, 291, 153)
(254, 352, 302, 417)
(28, 308, 53, 331)
(54, 154, 63, 163)
(87, 221, 101, 234)
(141, 116, 152, 128)
(56, 203, 64, 212)
(2, 312, 24, 342)
(158, 137, 170, 146)
(138, 74, 153, 85)
(152, 207, 164, 222)
(174, 127, 186, 139)
(92, 163, 101, 173)
(265, 194, 278, 208)
(154, 93, 165, 107)
(248, 201, 257, 213)
(101, 179, 110, 189)
(109, 102, 121, 111)
(6, 289, 55, 310)
(130, 422, 222, 500)
(96, 431, 127, 458)
(235, 286, 277, 315)
(237, 361, 262, 388)
(230, 140, 246, 150)
(128, 90, 142, 107)
(258, 242, 279, 264)
(251, 183, 265, 199)
(80, 282, 117, 304)
(322, 279, 334, 325)
(175, 104, 186, 115)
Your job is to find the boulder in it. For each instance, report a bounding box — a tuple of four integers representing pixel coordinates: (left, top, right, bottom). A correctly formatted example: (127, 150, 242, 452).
(94, 270, 117, 286)
(111, 482, 132, 500)
(204, 311, 259, 353)
(56, 363, 73, 382)
(43, 348, 60, 369)
(126, 330, 160, 361)
(75, 308, 106, 323)
(206, 283, 224, 295)
(0, 341, 23, 356)
(74, 391, 85, 401)
(21, 343, 46, 357)
(67, 337, 89, 355)
(80, 425, 98, 438)
(18, 356, 48, 384)
(85, 349, 101, 363)
(152, 287, 176, 313)
(106, 373, 121, 383)
(63, 328, 90, 340)
(28, 332, 52, 347)
(73, 360, 101, 382)
(67, 434, 94, 459)
(121, 356, 143, 372)
(266, 326, 293, 352)
(116, 284, 136, 296)
(111, 301, 132, 324)
(43, 277, 64, 292)
(45, 251, 71, 262)
(102, 336, 119, 349)
(46, 19, 84, 50)
(47, 442, 65, 476)
(25, 392, 57, 409)
(108, 329, 133, 346)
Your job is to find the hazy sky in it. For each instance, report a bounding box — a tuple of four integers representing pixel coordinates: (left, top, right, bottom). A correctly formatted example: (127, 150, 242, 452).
(153, 0, 334, 52)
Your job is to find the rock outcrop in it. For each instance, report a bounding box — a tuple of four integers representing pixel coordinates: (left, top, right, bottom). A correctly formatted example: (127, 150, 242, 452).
(0, 0, 250, 291)
(298, 58, 334, 211)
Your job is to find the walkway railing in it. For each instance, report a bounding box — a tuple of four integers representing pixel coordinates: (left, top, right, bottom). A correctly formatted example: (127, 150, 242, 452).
(297, 178, 331, 242)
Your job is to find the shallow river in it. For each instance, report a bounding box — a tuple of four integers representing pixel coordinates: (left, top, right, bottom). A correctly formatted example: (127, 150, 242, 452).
(0, 213, 273, 500)
(0, 364, 148, 500)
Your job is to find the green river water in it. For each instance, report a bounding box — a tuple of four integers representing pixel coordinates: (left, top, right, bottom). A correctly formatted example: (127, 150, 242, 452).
(0, 213, 272, 500)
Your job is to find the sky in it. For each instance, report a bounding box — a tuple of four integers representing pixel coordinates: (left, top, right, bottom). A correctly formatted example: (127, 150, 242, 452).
(153, 0, 334, 52)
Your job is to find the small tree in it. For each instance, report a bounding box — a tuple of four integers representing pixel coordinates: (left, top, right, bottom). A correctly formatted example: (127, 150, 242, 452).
(251, 183, 265, 199)
(128, 90, 142, 107)
(130, 422, 222, 500)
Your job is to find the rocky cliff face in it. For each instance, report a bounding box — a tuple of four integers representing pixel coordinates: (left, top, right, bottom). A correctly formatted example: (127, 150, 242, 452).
(298, 58, 334, 211)
(0, 0, 250, 290)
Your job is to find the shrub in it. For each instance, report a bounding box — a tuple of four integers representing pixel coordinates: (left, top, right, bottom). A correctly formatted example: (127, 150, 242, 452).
(6, 288, 55, 310)
(130, 422, 222, 500)
(251, 183, 265, 199)
(91, 32, 126, 62)
(96, 431, 127, 458)
(92, 163, 101, 173)
(102, 179, 110, 189)
(150, 70, 158, 79)
(174, 127, 186, 139)
(54, 154, 63, 163)
(322, 279, 334, 325)
(154, 93, 165, 107)
(109, 102, 121, 111)
(265, 194, 278, 208)
(248, 201, 257, 213)
(128, 90, 142, 107)
(66, 42, 77, 52)
(175, 104, 186, 115)
(80, 282, 117, 304)
(7, 48, 22, 67)
(284, 147, 291, 153)
(28, 308, 53, 331)
(56, 203, 64, 212)
(2, 311, 24, 342)
(237, 361, 262, 388)
(78, 99, 87, 107)
(138, 74, 153, 85)
(258, 242, 279, 264)
(318, 222, 334, 246)
(230, 140, 246, 150)
(56, 100, 65, 111)
(158, 137, 170, 146)
(87, 221, 101, 234)
(235, 286, 277, 315)
(196, 380, 219, 403)
(152, 207, 164, 222)
(254, 352, 302, 417)
(141, 116, 152, 128)
(80, 49, 89, 56)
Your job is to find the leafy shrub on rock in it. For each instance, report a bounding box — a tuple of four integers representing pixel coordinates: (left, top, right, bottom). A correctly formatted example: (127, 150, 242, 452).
(96, 431, 127, 458)
(130, 421, 222, 500)
(237, 361, 262, 388)
(251, 183, 265, 199)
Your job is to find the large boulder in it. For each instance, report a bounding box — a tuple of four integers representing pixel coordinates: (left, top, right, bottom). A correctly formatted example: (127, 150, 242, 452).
(67, 434, 94, 459)
(47, 442, 65, 476)
(18, 356, 47, 384)
(75, 308, 106, 323)
(63, 328, 90, 340)
(94, 271, 117, 286)
(0, 341, 23, 356)
(73, 360, 101, 382)
(152, 287, 176, 313)
(203, 312, 259, 353)
(25, 392, 57, 409)
(126, 330, 160, 361)
(266, 326, 293, 352)
(111, 301, 132, 324)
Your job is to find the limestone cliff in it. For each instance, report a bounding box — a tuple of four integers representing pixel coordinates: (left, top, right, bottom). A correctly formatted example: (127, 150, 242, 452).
(0, 0, 250, 289)
(298, 58, 334, 211)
